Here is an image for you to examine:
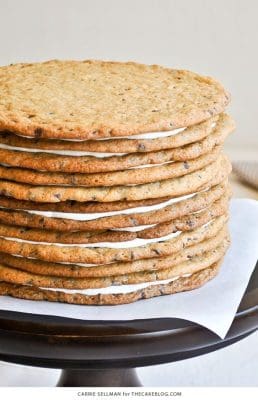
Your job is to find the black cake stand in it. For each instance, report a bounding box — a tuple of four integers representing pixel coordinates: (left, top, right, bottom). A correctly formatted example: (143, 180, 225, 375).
(0, 262, 257, 387)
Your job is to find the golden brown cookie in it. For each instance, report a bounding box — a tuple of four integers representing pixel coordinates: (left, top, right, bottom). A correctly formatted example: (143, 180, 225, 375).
(0, 195, 172, 213)
(0, 240, 228, 289)
(0, 214, 228, 264)
(0, 194, 229, 243)
(0, 60, 229, 140)
(0, 115, 217, 154)
(0, 262, 221, 305)
(139, 194, 228, 238)
(0, 181, 228, 231)
(0, 226, 228, 278)
(0, 146, 221, 186)
(0, 154, 231, 203)
(0, 113, 234, 174)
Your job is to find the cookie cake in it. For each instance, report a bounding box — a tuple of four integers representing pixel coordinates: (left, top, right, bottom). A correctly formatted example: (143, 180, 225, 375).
(0, 60, 234, 305)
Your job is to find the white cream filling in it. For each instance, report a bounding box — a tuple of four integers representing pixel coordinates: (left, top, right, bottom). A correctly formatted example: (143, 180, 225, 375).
(1, 230, 181, 249)
(128, 161, 172, 169)
(0, 144, 125, 157)
(60, 261, 104, 267)
(13, 126, 186, 142)
(115, 224, 155, 232)
(0, 128, 186, 156)
(5, 217, 212, 268)
(20, 192, 196, 220)
(39, 274, 192, 295)
(117, 127, 186, 140)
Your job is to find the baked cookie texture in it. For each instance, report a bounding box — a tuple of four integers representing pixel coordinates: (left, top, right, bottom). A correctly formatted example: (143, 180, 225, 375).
(0, 60, 230, 139)
(0, 60, 234, 305)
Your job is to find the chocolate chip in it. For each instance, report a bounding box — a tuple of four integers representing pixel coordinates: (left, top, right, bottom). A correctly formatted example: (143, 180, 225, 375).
(137, 143, 146, 151)
(153, 249, 161, 255)
(187, 220, 194, 227)
(184, 161, 190, 169)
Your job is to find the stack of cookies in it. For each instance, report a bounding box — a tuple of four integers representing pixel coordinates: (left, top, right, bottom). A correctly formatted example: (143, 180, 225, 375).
(0, 60, 234, 305)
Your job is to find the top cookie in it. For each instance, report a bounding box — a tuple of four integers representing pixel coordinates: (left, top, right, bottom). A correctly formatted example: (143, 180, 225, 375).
(0, 60, 230, 140)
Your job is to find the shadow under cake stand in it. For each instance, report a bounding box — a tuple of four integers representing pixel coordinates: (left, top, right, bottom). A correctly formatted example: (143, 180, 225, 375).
(0, 263, 257, 387)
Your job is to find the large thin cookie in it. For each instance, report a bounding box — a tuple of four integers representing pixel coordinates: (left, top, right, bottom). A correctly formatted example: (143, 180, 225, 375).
(0, 115, 217, 154)
(0, 215, 228, 263)
(0, 241, 228, 289)
(0, 195, 171, 213)
(0, 182, 228, 231)
(0, 113, 234, 174)
(0, 195, 228, 243)
(0, 155, 231, 203)
(0, 60, 229, 140)
(0, 146, 221, 186)
(0, 262, 221, 305)
(0, 114, 234, 174)
(0, 227, 228, 278)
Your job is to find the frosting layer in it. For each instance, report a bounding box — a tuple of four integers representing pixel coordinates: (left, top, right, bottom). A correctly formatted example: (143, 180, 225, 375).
(40, 274, 192, 295)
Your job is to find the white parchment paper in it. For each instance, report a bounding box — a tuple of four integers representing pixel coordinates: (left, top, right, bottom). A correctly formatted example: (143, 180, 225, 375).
(0, 198, 257, 338)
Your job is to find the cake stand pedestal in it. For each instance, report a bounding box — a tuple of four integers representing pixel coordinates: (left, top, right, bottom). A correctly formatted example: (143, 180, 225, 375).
(0, 263, 257, 387)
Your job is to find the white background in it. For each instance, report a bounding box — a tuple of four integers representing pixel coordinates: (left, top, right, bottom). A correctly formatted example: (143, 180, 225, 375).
(0, 0, 257, 387)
